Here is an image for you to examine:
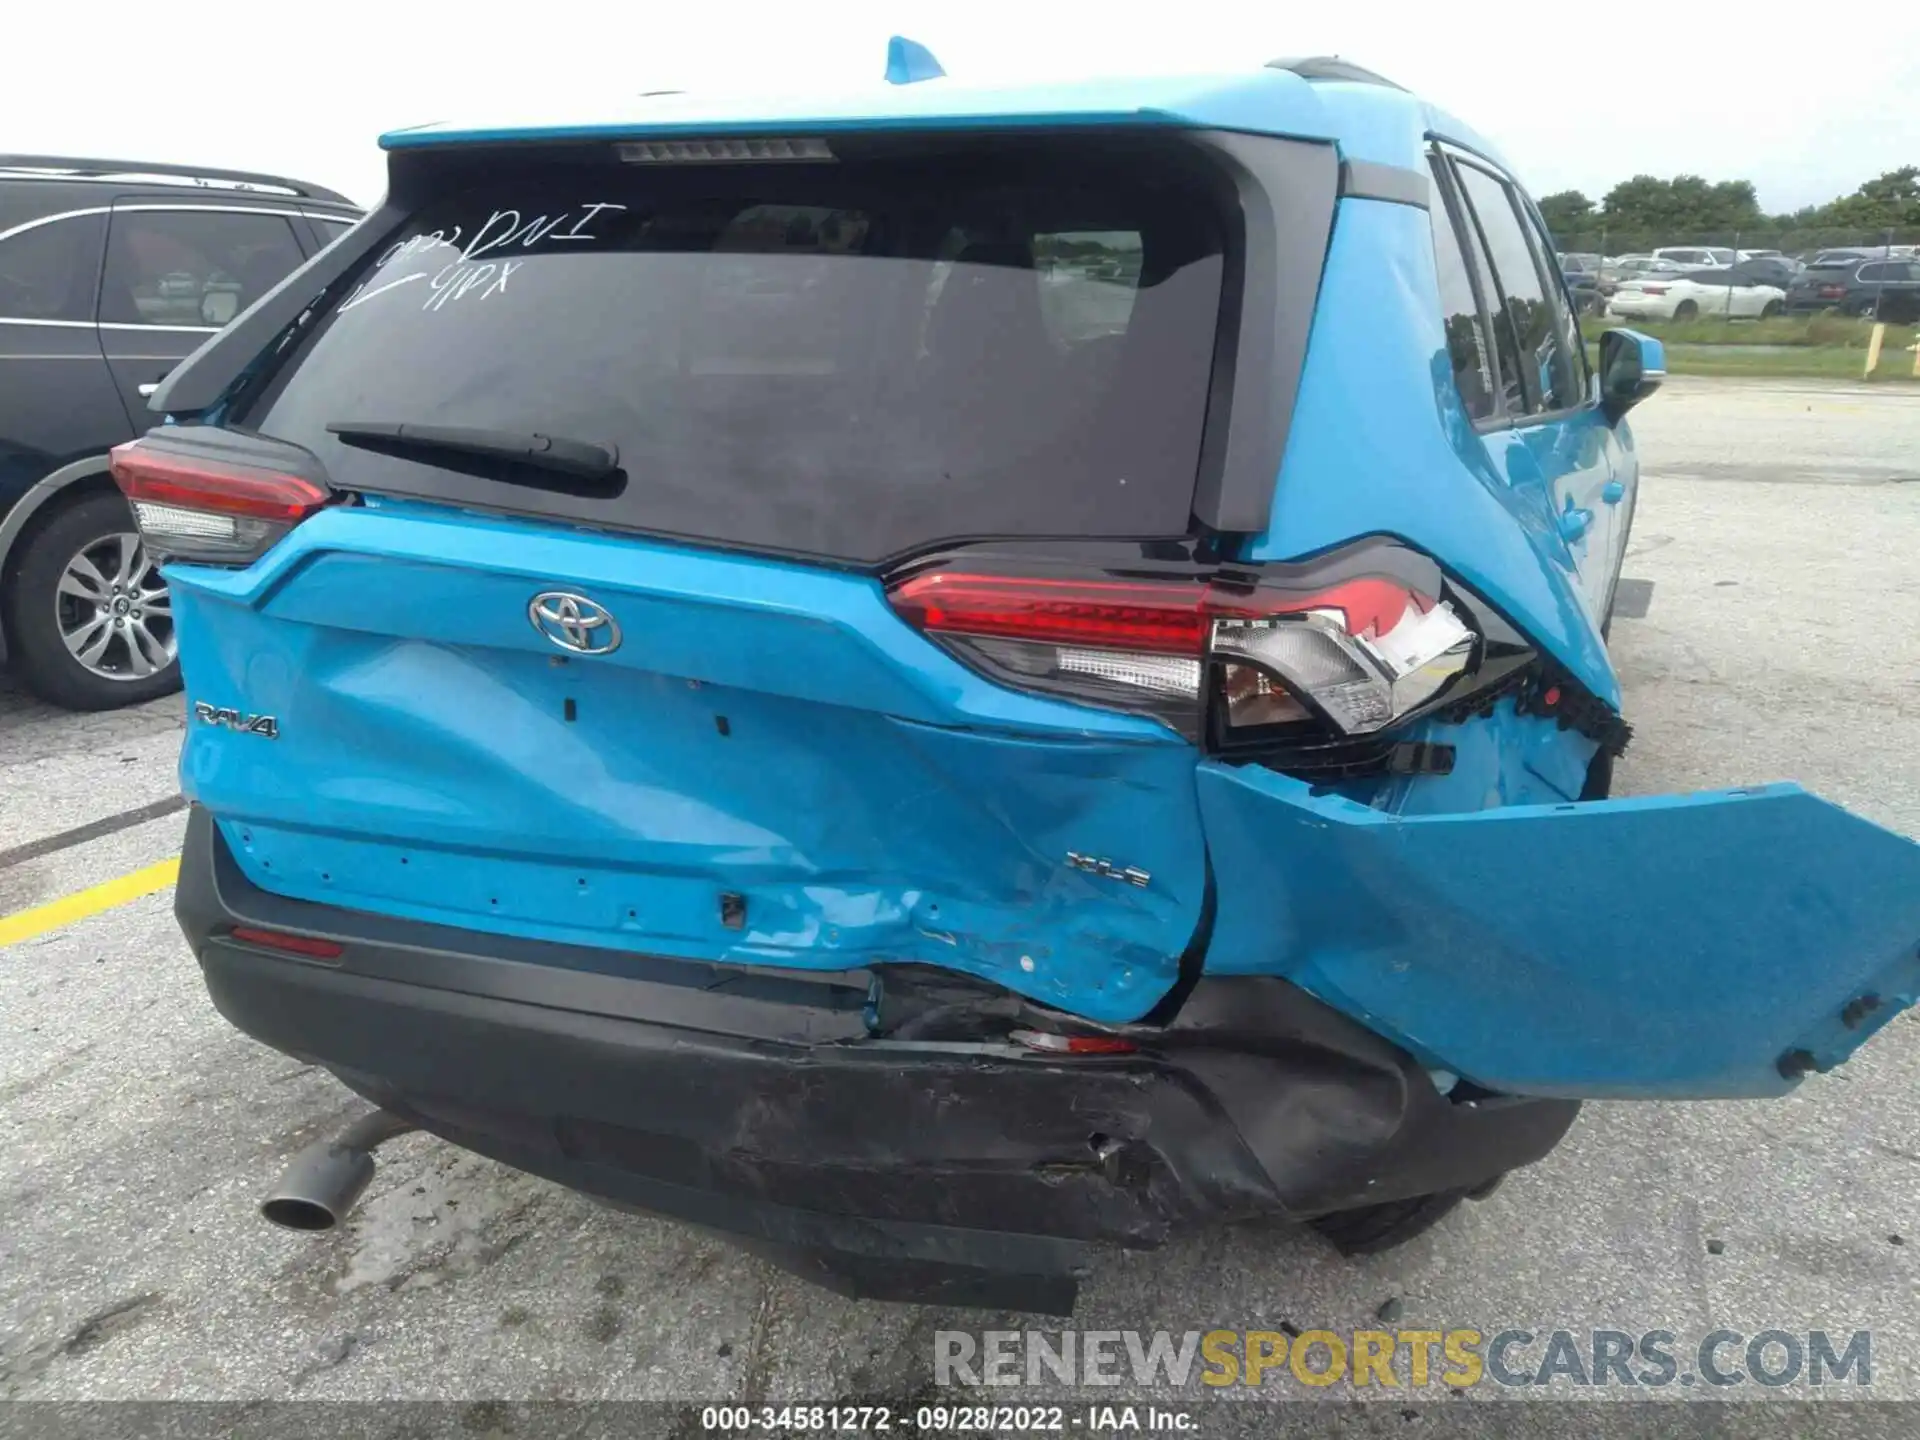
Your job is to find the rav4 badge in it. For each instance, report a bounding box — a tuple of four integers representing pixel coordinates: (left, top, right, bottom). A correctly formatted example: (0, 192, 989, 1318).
(193, 702, 279, 739)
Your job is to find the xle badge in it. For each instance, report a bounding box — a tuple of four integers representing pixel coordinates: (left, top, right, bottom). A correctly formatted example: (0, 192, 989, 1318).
(1066, 852, 1151, 888)
(193, 702, 279, 739)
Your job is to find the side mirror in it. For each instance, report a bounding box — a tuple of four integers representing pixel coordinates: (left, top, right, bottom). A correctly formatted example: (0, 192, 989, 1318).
(1598, 328, 1664, 423)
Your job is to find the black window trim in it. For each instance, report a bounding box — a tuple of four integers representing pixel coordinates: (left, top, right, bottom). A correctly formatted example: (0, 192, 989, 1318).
(1432, 139, 1600, 432)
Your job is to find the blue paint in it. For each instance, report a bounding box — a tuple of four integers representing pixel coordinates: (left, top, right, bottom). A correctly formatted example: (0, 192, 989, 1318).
(164, 502, 1204, 1023)
(884, 36, 946, 85)
(1559, 494, 1593, 542)
(1198, 761, 1920, 1098)
(1245, 197, 1623, 704)
(160, 60, 1920, 1108)
(1378, 700, 1595, 815)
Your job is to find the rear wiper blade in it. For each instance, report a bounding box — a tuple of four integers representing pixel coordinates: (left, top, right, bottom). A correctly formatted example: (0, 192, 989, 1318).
(325, 421, 618, 479)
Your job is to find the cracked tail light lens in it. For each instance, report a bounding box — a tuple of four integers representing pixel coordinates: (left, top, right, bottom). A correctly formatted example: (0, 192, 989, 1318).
(887, 565, 1477, 738)
(110, 441, 330, 565)
(1213, 586, 1474, 735)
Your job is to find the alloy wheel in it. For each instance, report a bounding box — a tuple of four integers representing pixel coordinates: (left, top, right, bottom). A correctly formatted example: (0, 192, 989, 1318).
(54, 532, 176, 680)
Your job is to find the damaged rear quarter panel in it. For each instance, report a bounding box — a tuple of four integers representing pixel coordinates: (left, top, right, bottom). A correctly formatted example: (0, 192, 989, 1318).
(1197, 760, 1920, 1099)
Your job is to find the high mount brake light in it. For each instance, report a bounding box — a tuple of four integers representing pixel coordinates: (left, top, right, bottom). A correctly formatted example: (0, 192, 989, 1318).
(110, 441, 330, 566)
(887, 562, 1478, 740)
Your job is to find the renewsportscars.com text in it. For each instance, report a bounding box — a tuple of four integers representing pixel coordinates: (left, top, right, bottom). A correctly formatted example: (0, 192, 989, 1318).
(935, 1328, 1872, 1391)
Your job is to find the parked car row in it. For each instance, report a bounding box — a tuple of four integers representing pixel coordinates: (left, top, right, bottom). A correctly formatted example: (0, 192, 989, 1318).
(1554, 242, 1920, 325)
(0, 156, 359, 709)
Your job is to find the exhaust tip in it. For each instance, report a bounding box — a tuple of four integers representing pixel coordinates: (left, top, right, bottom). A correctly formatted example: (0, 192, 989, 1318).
(261, 1195, 342, 1231)
(257, 1109, 413, 1235)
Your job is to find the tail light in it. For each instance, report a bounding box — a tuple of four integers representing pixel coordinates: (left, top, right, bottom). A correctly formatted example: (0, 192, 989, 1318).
(228, 926, 344, 960)
(1640, 284, 1669, 296)
(1818, 283, 1846, 299)
(110, 440, 330, 566)
(886, 548, 1480, 741)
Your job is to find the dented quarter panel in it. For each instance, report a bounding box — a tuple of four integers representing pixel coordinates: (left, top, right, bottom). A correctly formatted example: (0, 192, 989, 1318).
(1197, 760, 1920, 1098)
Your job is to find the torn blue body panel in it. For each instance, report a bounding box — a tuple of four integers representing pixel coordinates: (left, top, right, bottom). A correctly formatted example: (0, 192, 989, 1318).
(1197, 760, 1920, 1098)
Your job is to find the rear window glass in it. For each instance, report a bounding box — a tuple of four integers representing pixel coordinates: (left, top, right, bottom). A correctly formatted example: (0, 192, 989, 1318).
(242, 145, 1229, 565)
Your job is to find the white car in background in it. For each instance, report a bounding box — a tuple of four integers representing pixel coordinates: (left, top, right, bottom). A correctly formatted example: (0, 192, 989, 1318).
(1652, 245, 1737, 267)
(1606, 267, 1787, 321)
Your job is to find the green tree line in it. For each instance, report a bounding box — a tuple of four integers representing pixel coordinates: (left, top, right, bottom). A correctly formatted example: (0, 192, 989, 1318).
(1538, 166, 1920, 250)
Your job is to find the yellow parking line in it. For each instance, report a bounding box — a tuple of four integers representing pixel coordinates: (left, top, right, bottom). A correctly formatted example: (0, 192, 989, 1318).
(0, 857, 181, 947)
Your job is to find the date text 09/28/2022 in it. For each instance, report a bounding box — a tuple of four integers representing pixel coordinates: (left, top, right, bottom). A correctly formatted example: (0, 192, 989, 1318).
(700, 1405, 1195, 1432)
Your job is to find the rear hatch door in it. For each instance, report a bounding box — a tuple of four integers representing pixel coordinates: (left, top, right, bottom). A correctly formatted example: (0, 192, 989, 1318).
(163, 133, 1249, 1023)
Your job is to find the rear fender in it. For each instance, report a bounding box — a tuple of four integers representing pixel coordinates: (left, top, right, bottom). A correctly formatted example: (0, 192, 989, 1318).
(1197, 761, 1920, 1099)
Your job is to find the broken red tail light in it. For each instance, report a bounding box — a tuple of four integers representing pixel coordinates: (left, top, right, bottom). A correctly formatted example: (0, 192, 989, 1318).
(1009, 1028, 1139, 1055)
(886, 556, 1478, 741)
(228, 926, 344, 960)
(110, 440, 331, 566)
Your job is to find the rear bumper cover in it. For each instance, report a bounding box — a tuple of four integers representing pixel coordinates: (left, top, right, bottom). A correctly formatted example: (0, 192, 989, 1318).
(178, 808, 1577, 1309)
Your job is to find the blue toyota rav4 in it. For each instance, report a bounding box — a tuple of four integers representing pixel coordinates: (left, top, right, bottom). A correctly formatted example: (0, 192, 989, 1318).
(123, 51, 1920, 1311)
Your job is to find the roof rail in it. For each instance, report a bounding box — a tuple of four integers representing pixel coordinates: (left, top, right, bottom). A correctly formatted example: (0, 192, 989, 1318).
(1264, 56, 1408, 91)
(0, 154, 356, 206)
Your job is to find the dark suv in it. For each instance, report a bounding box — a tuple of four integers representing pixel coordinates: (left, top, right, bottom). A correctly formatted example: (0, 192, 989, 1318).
(0, 156, 358, 709)
(1785, 257, 1920, 322)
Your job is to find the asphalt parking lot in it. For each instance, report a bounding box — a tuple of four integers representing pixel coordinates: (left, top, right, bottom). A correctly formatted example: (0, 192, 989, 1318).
(2, 376, 1917, 1414)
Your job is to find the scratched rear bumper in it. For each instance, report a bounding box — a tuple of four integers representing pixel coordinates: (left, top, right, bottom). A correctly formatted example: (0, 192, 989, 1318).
(176, 806, 1577, 1311)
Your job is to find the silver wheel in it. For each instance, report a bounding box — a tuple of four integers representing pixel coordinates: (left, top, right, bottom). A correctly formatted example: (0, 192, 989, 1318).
(55, 531, 175, 681)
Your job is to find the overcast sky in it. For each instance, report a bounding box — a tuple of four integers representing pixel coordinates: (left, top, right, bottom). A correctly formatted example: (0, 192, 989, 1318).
(9, 0, 1917, 215)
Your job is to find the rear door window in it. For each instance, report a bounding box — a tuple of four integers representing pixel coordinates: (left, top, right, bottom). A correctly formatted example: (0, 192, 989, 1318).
(1434, 158, 1526, 416)
(101, 209, 306, 328)
(1514, 195, 1590, 395)
(1424, 166, 1500, 422)
(241, 146, 1230, 565)
(1452, 161, 1582, 414)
